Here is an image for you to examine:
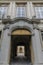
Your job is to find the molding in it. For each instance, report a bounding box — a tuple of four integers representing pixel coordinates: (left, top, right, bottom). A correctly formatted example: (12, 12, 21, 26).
(3, 24, 10, 30)
(8, 33, 34, 36)
(33, 26, 41, 30)
(2, 17, 40, 24)
(2, 17, 41, 31)
(3, 26, 9, 30)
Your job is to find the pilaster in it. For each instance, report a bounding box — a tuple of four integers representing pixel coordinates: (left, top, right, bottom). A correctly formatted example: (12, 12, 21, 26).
(27, 2, 32, 19)
(0, 26, 11, 65)
(32, 28, 42, 64)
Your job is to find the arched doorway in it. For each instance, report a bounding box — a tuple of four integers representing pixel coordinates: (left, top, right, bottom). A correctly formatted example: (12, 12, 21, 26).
(10, 29, 33, 64)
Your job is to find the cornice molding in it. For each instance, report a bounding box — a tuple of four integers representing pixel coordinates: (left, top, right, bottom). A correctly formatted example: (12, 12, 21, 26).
(2, 17, 40, 24)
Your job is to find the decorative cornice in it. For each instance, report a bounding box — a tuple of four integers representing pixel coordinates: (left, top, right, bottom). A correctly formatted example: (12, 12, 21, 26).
(2, 16, 11, 24)
(2, 17, 40, 24)
(3, 24, 10, 30)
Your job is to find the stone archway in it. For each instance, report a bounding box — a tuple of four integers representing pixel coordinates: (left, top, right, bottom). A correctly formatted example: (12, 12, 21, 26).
(8, 19, 35, 65)
(9, 29, 34, 65)
(1, 18, 42, 65)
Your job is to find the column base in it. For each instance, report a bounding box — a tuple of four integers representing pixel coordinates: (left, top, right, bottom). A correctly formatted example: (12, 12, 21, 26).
(0, 63, 9, 65)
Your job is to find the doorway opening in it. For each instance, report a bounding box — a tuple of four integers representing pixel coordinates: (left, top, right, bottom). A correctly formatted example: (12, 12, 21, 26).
(9, 29, 32, 64)
(10, 35, 31, 64)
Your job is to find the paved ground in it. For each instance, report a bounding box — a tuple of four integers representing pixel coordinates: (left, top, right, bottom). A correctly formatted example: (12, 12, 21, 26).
(10, 56, 32, 65)
(10, 60, 32, 65)
(10, 62, 32, 65)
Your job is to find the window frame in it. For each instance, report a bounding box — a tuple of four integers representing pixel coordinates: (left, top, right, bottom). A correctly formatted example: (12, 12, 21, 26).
(0, 3, 9, 20)
(33, 3, 43, 19)
(16, 3, 27, 17)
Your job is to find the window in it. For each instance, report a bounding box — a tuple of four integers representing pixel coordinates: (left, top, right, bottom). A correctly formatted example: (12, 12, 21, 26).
(16, 3, 27, 17)
(0, 3, 9, 19)
(34, 4, 43, 19)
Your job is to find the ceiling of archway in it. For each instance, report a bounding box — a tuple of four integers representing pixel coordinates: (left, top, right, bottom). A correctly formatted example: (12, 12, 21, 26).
(11, 29, 31, 35)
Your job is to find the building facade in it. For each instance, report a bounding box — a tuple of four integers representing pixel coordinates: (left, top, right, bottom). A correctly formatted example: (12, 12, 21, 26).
(0, 0, 43, 65)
